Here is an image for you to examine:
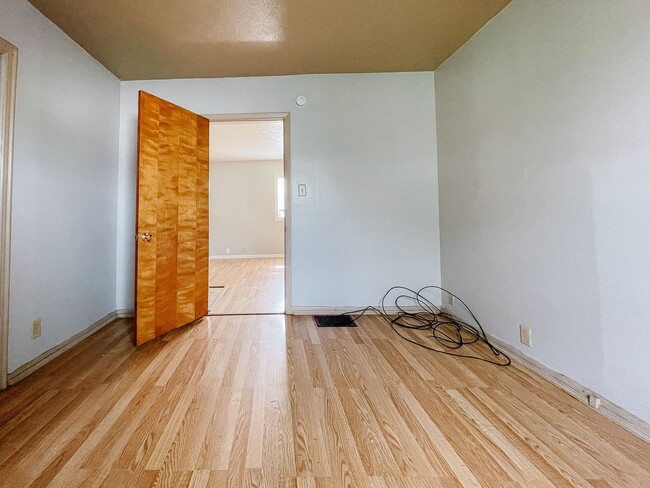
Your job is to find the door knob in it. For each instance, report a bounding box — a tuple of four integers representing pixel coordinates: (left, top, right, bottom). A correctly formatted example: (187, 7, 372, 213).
(138, 232, 152, 242)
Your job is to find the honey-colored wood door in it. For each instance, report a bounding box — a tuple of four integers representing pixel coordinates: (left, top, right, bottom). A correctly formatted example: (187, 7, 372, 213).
(135, 91, 209, 345)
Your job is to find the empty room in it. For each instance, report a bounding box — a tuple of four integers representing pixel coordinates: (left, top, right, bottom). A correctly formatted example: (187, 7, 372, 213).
(0, 0, 649, 487)
(208, 119, 287, 316)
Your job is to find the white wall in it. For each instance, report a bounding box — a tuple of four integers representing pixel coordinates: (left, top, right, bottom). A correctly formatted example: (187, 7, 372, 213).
(1, 0, 120, 371)
(210, 159, 284, 256)
(117, 72, 440, 309)
(436, 0, 650, 422)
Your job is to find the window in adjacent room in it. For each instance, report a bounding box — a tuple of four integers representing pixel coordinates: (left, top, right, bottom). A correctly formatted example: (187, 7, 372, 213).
(275, 174, 285, 220)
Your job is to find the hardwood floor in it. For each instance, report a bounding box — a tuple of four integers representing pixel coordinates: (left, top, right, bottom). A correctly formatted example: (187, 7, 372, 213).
(208, 258, 284, 315)
(0, 315, 648, 487)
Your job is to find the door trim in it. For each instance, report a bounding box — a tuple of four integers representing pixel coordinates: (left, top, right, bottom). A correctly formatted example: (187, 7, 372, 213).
(205, 112, 292, 314)
(0, 38, 18, 390)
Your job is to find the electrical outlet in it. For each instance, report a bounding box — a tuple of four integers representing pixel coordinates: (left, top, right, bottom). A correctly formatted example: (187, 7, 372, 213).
(226, 248, 230, 255)
(242, 248, 247, 254)
(587, 394, 601, 409)
(446, 293, 454, 307)
(519, 324, 532, 347)
(32, 318, 42, 339)
(298, 184, 307, 197)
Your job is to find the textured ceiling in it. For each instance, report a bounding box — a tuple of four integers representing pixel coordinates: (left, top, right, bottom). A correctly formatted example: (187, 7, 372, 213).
(210, 121, 284, 162)
(27, 0, 510, 81)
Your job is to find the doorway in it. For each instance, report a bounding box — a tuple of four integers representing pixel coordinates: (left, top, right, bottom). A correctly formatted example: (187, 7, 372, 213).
(134, 96, 291, 344)
(0, 37, 17, 389)
(206, 114, 290, 315)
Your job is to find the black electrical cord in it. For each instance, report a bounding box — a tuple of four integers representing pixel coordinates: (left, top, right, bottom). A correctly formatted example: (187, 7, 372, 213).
(342, 286, 511, 366)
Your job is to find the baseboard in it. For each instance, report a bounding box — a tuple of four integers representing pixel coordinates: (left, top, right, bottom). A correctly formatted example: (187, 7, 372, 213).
(291, 305, 424, 316)
(484, 332, 650, 443)
(116, 309, 135, 318)
(8, 310, 118, 385)
(210, 254, 284, 260)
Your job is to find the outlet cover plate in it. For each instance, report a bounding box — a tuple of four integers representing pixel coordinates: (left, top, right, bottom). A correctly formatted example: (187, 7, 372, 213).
(519, 324, 532, 347)
(32, 318, 42, 339)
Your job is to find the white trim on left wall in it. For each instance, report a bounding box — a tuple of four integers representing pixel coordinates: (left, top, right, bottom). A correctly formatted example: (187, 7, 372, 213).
(0, 38, 18, 391)
(7, 310, 120, 385)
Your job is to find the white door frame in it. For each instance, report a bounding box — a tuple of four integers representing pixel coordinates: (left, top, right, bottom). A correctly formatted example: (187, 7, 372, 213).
(0, 38, 18, 390)
(205, 112, 293, 314)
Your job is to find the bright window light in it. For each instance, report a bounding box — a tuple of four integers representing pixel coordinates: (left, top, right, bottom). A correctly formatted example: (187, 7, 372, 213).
(275, 174, 285, 220)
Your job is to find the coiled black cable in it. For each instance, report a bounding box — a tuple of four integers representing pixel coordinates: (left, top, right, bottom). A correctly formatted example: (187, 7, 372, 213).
(343, 285, 511, 366)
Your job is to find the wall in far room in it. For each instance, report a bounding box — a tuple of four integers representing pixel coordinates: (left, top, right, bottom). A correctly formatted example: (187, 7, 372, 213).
(210, 159, 284, 257)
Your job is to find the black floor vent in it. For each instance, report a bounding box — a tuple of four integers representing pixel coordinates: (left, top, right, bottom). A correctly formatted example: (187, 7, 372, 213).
(314, 315, 357, 327)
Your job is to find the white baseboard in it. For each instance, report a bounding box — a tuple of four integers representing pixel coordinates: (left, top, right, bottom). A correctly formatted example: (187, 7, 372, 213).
(484, 332, 650, 443)
(291, 305, 425, 316)
(210, 254, 284, 260)
(116, 309, 135, 318)
(8, 310, 118, 385)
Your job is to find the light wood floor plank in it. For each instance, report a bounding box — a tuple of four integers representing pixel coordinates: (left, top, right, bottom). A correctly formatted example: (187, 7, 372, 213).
(209, 257, 284, 315)
(0, 315, 648, 487)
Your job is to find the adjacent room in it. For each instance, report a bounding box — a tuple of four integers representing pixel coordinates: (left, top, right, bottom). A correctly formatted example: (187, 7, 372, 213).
(0, 0, 649, 486)
(208, 119, 286, 315)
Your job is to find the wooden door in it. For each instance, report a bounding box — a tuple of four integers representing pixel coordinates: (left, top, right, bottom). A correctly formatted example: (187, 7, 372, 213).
(135, 91, 209, 345)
